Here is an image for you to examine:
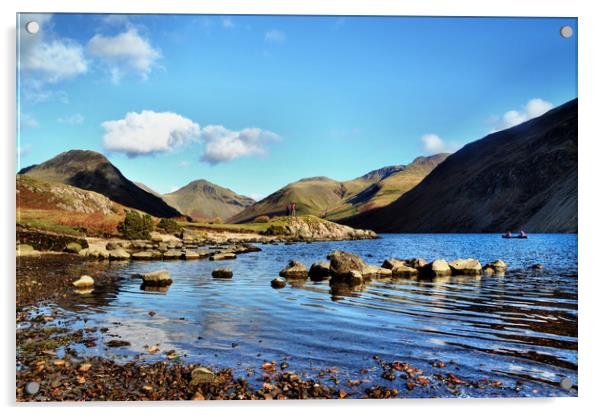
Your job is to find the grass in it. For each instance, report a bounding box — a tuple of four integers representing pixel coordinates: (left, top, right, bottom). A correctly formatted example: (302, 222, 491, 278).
(181, 215, 326, 234)
(17, 209, 121, 237)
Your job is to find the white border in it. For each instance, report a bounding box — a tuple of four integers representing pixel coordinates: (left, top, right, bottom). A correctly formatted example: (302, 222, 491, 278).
(2, 1, 601, 414)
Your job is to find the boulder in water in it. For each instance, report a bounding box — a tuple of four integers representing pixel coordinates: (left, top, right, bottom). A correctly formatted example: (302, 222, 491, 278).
(391, 264, 419, 277)
(328, 250, 369, 279)
(73, 275, 94, 288)
(139, 270, 172, 286)
(449, 258, 482, 275)
(279, 260, 308, 279)
(271, 277, 286, 289)
(422, 259, 452, 277)
(212, 268, 233, 279)
(109, 248, 130, 260)
(309, 261, 331, 281)
(210, 252, 237, 261)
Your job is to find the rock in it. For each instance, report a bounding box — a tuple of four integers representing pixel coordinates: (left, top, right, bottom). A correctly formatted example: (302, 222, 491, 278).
(279, 260, 308, 279)
(25, 382, 39, 395)
(106, 340, 131, 348)
(212, 268, 233, 279)
(17, 244, 41, 257)
(391, 264, 419, 277)
(382, 259, 406, 270)
(183, 250, 200, 260)
(328, 250, 369, 279)
(363, 265, 393, 279)
(530, 263, 544, 270)
(108, 248, 130, 260)
(81, 246, 110, 259)
(131, 251, 154, 260)
(190, 367, 215, 385)
(64, 242, 82, 253)
(106, 240, 128, 250)
(139, 270, 172, 286)
(346, 270, 364, 285)
(72, 275, 94, 288)
(422, 259, 452, 277)
(163, 249, 182, 259)
(210, 252, 237, 261)
(448, 258, 482, 275)
(405, 258, 428, 269)
(483, 259, 508, 275)
(271, 277, 286, 289)
(309, 261, 331, 281)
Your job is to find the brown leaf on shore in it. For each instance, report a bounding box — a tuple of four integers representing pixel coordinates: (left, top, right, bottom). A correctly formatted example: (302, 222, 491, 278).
(447, 373, 467, 385)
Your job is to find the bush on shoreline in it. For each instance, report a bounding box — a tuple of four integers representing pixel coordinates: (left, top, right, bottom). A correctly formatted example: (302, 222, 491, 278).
(157, 218, 182, 234)
(117, 210, 154, 240)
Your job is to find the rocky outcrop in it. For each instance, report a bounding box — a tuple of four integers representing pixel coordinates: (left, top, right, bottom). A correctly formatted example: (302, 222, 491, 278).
(483, 259, 508, 275)
(263, 216, 377, 241)
(271, 277, 286, 289)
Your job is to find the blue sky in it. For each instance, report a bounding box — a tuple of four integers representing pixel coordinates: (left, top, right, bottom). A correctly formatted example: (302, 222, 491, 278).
(17, 14, 577, 199)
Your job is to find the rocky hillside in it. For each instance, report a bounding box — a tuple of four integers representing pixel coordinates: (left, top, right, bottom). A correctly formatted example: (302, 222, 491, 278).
(344, 99, 577, 233)
(163, 179, 255, 221)
(229, 154, 447, 223)
(19, 150, 182, 218)
(17, 174, 118, 215)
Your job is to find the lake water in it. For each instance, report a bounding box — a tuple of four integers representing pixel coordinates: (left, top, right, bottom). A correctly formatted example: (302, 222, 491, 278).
(30, 234, 578, 398)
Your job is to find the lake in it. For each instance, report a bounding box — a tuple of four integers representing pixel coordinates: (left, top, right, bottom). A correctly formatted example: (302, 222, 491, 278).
(24, 233, 578, 398)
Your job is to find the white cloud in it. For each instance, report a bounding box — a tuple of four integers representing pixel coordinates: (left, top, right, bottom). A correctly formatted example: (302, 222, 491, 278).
(102, 110, 200, 157)
(88, 28, 161, 83)
(493, 98, 554, 131)
(20, 113, 39, 129)
(57, 113, 84, 125)
(264, 29, 286, 43)
(19, 15, 88, 84)
(200, 125, 279, 165)
(420, 134, 460, 155)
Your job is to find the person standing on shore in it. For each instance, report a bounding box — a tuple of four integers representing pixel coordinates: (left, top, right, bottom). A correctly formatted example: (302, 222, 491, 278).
(291, 202, 297, 217)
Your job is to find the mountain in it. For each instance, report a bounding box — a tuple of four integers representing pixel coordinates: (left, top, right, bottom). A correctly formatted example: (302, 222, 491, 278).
(19, 150, 182, 218)
(162, 179, 255, 221)
(344, 98, 577, 233)
(134, 182, 163, 198)
(229, 154, 448, 223)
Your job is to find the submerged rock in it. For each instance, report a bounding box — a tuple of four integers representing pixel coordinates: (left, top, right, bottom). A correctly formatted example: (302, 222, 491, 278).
(449, 258, 482, 275)
(212, 268, 233, 279)
(279, 260, 308, 279)
(271, 277, 286, 289)
(309, 261, 331, 281)
(72, 275, 94, 288)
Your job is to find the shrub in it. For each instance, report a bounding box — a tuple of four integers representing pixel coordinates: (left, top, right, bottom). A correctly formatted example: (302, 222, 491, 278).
(254, 215, 270, 223)
(157, 218, 182, 234)
(117, 210, 154, 240)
